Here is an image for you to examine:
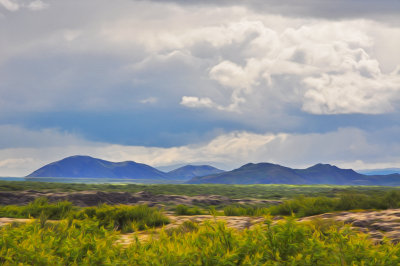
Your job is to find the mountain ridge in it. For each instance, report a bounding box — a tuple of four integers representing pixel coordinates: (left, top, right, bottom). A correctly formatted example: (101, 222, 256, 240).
(187, 162, 400, 185)
(26, 156, 400, 185)
(26, 155, 224, 180)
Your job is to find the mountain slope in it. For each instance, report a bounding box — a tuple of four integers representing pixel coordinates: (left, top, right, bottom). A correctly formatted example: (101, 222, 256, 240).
(187, 162, 400, 185)
(26, 155, 167, 179)
(295, 163, 366, 185)
(188, 163, 307, 184)
(167, 165, 224, 179)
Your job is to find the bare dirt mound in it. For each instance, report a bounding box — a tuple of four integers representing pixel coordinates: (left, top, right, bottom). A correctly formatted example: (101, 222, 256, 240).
(0, 190, 281, 207)
(299, 209, 400, 243)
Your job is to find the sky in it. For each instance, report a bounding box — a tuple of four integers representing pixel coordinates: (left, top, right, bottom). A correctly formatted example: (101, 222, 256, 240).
(1, 0, 400, 176)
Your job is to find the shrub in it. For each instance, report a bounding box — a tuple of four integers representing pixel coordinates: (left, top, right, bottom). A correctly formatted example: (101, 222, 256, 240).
(0, 197, 74, 219)
(174, 204, 203, 215)
(223, 205, 268, 216)
(73, 204, 169, 232)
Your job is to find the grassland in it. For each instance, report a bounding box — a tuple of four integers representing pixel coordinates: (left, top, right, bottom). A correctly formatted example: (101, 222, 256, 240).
(1, 180, 399, 199)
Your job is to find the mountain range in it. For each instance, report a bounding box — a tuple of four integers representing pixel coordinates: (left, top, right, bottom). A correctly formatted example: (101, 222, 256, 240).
(186, 162, 400, 185)
(26, 155, 400, 185)
(26, 155, 223, 181)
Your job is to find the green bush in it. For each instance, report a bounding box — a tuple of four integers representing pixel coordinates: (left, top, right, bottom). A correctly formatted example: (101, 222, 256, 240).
(73, 204, 169, 232)
(174, 204, 203, 215)
(223, 205, 268, 216)
(0, 197, 74, 219)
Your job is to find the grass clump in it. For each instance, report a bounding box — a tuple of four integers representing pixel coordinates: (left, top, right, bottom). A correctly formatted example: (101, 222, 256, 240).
(0, 197, 74, 219)
(73, 204, 169, 232)
(223, 205, 268, 216)
(174, 204, 203, 215)
(165, 220, 199, 236)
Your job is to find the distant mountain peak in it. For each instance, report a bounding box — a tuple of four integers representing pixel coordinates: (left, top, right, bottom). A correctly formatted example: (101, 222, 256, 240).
(27, 155, 165, 179)
(167, 164, 224, 179)
(27, 155, 224, 181)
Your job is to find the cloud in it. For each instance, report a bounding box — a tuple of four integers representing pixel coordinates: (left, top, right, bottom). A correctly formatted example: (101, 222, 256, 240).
(0, 0, 19, 11)
(179, 19, 400, 115)
(0, 125, 90, 149)
(142, 0, 400, 22)
(1, 2, 399, 118)
(26, 0, 48, 11)
(0, 0, 400, 173)
(0, 0, 48, 12)
(180, 96, 214, 108)
(302, 72, 400, 114)
(140, 97, 158, 104)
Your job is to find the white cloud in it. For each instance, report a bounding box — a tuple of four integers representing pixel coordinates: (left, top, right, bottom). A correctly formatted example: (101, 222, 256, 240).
(302, 72, 400, 114)
(1, 2, 400, 117)
(180, 96, 214, 108)
(26, 0, 48, 11)
(0, 0, 19, 11)
(0, 0, 48, 12)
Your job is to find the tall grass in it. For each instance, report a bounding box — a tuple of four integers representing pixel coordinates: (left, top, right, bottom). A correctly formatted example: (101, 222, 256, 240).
(2, 217, 400, 264)
(0, 197, 74, 219)
(0, 200, 169, 233)
(174, 204, 203, 215)
(223, 205, 269, 216)
(73, 204, 169, 232)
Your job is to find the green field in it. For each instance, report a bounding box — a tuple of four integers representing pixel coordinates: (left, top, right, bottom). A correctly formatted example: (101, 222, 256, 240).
(1, 180, 399, 199)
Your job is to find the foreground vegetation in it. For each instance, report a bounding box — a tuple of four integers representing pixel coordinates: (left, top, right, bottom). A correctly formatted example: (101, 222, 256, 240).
(2, 181, 400, 264)
(0, 198, 169, 233)
(1, 216, 400, 265)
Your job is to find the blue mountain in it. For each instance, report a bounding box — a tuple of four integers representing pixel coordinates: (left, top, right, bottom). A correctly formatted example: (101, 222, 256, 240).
(167, 165, 224, 179)
(187, 162, 400, 185)
(26, 155, 224, 180)
(26, 155, 168, 179)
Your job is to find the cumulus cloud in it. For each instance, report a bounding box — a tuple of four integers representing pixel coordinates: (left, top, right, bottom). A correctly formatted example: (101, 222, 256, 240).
(1, 2, 399, 117)
(178, 20, 400, 114)
(180, 96, 214, 108)
(302, 72, 400, 114)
